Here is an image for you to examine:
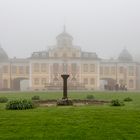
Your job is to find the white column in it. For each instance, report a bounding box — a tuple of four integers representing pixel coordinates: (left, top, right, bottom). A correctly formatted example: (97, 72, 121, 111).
(79, 62, 82, 83)
(97, 62, 100, 90)
(49, 63, 51, 83)
(29, 62, 32, 90)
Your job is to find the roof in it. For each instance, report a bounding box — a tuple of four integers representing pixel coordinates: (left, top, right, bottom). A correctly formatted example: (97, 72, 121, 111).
(81, 52, 99, 60)
(118, 49, 133, 62)
(10, 58, 29, 63)
(0, 47, 8, 62)
(30, 51, 49, 59)
(56, 26, 73, 40)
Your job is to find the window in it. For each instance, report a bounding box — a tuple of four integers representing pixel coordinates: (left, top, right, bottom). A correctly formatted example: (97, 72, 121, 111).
(90, 78, 95, 85)
(41, 63, 46, 72)
(83, 78, 88, 84)
(42, 52, 47, 57)
(72, 53, 76, 57)
(3, 79, 8, 88)
(84, 53, 88, 57)
(63, 53, 67, 58)
(19, 66, 24, 74)
(100, 66, 103, 75)
(63, 63, 67, 74)
(26, 66, 29, 74)
(129, 79, 134, 88)
(119, 79, 124, 85)
(33, 52, 39, 57)
(119, 66, 124, 74)
(62, 39, 67, 46)
(34, 63, 39, 72)
(104, 66, 109, 75)
(111, 66, 115, 75)
(3, 65, 8, 73)
(54, 53, 58, 57)
(41, 78, 46, 85)
(34, 78, 39, 85)
(71, 63, 77, 73)
(129, 66, 134, 76)
(53, 63, 59, 73)
(83, 64, 88, 72)
(90, 64, 95, 72)
(12, 66, 17, 74)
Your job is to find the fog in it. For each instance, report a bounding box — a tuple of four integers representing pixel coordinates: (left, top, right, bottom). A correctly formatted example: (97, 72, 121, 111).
(0, 0, 140, 60)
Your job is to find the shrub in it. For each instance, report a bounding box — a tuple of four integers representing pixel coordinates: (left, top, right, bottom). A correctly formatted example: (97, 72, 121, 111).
(110, 99, 124, 106)
(86, 95, 94, 100)
(31, 95, 40, 100)
(6, 99, 36, 110)
(0, 97, 8, 103)
(124, 97, 133, 102)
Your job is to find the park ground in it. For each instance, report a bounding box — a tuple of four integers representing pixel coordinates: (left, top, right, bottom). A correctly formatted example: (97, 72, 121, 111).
(0, 91, 140, 140)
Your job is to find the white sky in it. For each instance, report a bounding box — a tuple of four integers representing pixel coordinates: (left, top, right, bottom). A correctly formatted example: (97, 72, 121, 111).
(0, 0, 140, 60)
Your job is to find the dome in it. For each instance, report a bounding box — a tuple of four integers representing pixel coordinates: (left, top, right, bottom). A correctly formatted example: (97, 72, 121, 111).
(0, 46, 8, 62)
(118, 49, 133, 61)
(56, 26, 73, 47)
(56, 26, 73, 40)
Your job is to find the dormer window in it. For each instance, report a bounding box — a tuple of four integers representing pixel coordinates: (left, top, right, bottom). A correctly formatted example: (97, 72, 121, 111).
(72, 53, 76, 58)
(54, 53, 58, 57)
(33, 53, 39, 57)
(42, 52, 46, 57)
(84, 53, 88, 57)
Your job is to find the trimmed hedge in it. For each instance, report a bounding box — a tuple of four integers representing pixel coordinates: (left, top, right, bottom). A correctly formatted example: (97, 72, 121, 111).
(0, 97, 8, 103)
(111, 99, 125, 106)
(86, 95, 94, 100)
(124, 97, 133, 102)
(31, 95, 40, 100)
(6, 99, 36, 110)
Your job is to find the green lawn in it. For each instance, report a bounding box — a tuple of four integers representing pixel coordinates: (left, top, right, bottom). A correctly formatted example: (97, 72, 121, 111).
(0, 91, 140, 140)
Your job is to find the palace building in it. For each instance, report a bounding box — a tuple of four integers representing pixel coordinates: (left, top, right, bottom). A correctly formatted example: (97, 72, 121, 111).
(0, 28, 140, 91)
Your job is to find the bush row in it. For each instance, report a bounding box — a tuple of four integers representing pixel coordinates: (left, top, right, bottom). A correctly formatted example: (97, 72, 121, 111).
(110, 99, 125, 106)
(0, 97, 8, 103)
(31, 95, 40, 100)
(110, 97, 133, 106)
(124, 97, 133, 102)
(86, 95, 94, 99)
(0, 95, 133, 109)
(6, 99, 36, 110)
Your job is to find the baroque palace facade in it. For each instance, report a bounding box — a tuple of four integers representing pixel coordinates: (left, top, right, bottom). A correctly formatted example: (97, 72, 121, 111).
(0, 28, 140, 91)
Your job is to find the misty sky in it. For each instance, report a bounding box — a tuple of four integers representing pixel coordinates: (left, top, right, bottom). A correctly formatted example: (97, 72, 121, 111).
(0, 0, 140, 60)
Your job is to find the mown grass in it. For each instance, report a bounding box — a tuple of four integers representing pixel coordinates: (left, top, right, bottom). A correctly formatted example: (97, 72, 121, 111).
(0, 91, 140, 140)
